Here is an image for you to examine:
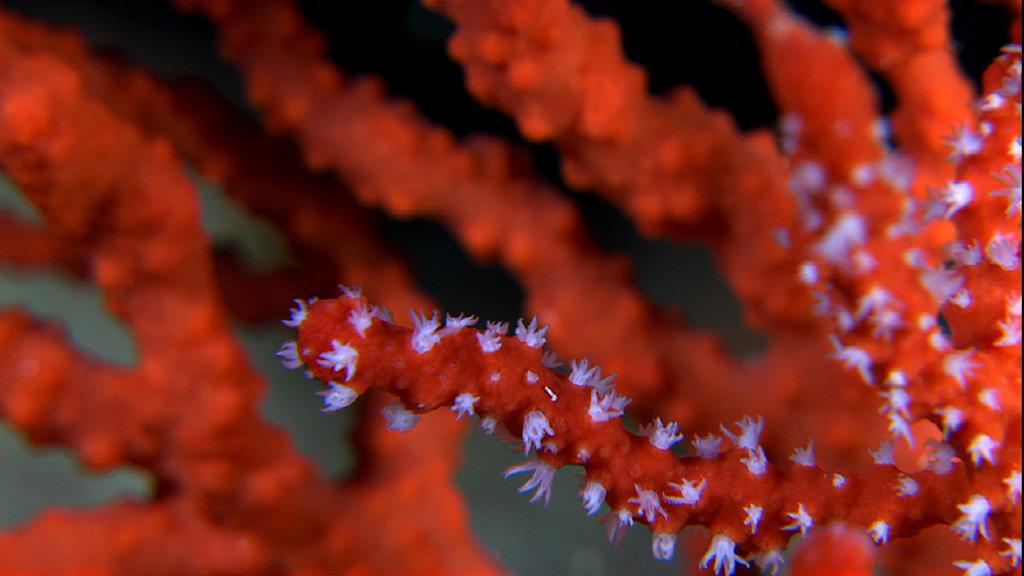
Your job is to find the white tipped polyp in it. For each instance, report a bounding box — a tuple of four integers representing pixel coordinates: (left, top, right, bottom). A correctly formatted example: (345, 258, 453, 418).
(700, 535, 749, 576)
(569, 359, 599, 386)
(642, 418, 685, 451)
(504, 460, 556, 506)
(522, 411, 554, 454)
(721, 415, 764, 450)
(628, 485, 667, 523)
(869, 440, 895, 465)
(783, 503, 814, 536)
(741, 446, 768, 475)
(1005, 470, 1022, 504)
(953, 559, 992, 576)
(338, 285, 363, 299)
(282, 299, 308, 328)
(869, 520, 890, 545)
(441, 313, 477, 335)
(410, 310, 442, 353)
(605, 509, 634, 545)
(664, 477, 706, 506)
(316, 339, 358, 381)
(317, 382, 358, 412)
(936, 406, 964, 438)
(450, 392, 479, 420)
(942, 349, 977, 388)
(588, 389, 629, 422)
(896, 475, 919, 497)
(968, 434, 998, 466)
(541, 351, 561, 369)
(476, 321, 508, 354)
(480, 416, 497, 435)
(829, 338, 874, 385)
(752, 550, 785, 575)
(953, 495, 991, 543)
(651, 533, 676, 561)
(1002, 538, 1022, 567)
(515, 317, 549, 348)
(790, 438, 815, 467)
(743, 503, 762, 534)
(348, 303, 374, 337)
(579, 481, 606, 516)
(693, 434, 723, 458)
(276, 341, 303, 369)
(381, 403, 420, 432)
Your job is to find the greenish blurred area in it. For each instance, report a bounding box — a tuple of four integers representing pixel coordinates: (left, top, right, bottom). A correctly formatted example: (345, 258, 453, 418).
(0, 172, 355, 516)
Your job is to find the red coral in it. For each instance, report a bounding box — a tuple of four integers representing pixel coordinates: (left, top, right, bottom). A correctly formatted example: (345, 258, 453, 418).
(0, 1, 1020, 574)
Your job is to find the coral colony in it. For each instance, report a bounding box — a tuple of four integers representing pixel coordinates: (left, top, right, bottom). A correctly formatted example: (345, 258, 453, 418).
(0, 0, 1021, 575)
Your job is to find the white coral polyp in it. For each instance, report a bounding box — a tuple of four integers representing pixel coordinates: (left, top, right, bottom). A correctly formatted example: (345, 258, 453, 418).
(664, 477, 706, 506)
(986, 231, 1020, 271)
(953, 495, 991, 543)
(588, 389, 629, 422)
(642, 418, 685, 451)
(968, 434, 998, 466)
(953, 559, 992, 576)
(381, 403, 420, 432)
(693, 434, 723, 458)
(579, 481, 606, 516)
(348, 303, 374, 337)
(476, 321, 507, 353)
(743, 503, 762, 534)
(700, 535, 749, 576)
(651, 533, 676, 561)
(721, 415, 764, 450)
(316, 339, 358, 381)
(869, 520, 890, 545)
(450, 392, 479, 420)
(522, 411, 554, 454)
(569, 359, 599, 386)
(317, 382, 358, 412)
(783, 503, 814, 536)
(409, 310, 442, 353)
(515, 317, 549, 348)
(504, 460, 556, 505)
(276, 340, 303, 369)
(627, 485, 667, 523)
(282, 298, 308, 328)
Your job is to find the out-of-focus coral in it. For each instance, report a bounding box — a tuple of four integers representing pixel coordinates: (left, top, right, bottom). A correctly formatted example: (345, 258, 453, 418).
(0, 0, 1020, 574)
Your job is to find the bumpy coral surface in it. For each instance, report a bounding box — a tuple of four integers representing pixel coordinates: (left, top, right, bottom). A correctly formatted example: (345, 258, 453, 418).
(0, 1, 1020, 574)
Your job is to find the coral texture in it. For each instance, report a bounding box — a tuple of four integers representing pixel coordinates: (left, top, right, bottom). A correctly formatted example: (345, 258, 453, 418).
(0, 0, 1021, 575)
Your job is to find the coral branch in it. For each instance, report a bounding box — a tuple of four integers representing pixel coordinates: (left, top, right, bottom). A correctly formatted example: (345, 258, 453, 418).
(292, 290, 1018, 569)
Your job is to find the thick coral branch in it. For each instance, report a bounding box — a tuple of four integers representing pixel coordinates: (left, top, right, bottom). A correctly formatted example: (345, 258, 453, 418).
(292, 291, 1019, 569)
